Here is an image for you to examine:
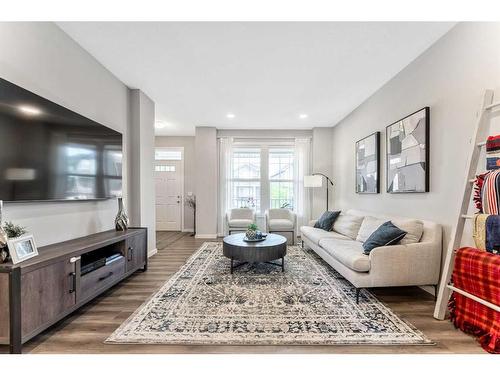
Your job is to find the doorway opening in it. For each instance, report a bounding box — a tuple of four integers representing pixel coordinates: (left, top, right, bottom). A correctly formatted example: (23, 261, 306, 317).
(155, 147, 184, 231)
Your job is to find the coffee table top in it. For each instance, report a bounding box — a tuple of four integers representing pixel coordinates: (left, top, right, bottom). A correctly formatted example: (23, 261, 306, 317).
(223, 233, 286, 248)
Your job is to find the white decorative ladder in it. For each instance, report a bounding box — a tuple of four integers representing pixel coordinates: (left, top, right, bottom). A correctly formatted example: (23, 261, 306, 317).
(434, 89, 500, 319)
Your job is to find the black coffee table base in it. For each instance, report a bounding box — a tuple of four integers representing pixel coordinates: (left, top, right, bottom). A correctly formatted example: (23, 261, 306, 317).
(230, 257, 285, 274)
(223, 233, 287, 274)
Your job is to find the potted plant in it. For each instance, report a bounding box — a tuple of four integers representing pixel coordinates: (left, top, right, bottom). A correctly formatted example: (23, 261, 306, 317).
(246, 223, 258, 240)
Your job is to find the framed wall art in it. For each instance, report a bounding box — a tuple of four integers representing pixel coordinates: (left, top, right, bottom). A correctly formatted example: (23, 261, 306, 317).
(355, 131, 380, 194)
(386, 107, 429, 193)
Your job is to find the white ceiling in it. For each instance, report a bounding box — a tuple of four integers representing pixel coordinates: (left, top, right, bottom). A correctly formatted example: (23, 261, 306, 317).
(57, 22, 454, 136)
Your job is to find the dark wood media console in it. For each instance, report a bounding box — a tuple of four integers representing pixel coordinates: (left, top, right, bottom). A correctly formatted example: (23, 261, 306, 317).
(0, 228, 148, 354)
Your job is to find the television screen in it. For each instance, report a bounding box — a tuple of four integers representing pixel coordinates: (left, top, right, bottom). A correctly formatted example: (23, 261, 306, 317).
(0, 77, 123, 202)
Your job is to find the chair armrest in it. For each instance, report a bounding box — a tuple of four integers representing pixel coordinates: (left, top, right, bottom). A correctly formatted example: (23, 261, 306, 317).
(368, 242, 442, 286)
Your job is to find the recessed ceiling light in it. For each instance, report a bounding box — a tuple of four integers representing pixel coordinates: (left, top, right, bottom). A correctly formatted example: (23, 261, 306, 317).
(226, 113, 235, 119)
(299, 113, 308, 119)
(18, 105, 42, 116)
(155, 121, 167, 129)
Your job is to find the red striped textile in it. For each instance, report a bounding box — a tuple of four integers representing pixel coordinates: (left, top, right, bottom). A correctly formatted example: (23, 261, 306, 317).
(482, 170, 500, 214)
(449, 247, 500, 353)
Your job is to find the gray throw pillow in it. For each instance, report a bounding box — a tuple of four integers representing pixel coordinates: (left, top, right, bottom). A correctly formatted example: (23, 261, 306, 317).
(314, 211, 341, 231)
(362, 221, 407, 254)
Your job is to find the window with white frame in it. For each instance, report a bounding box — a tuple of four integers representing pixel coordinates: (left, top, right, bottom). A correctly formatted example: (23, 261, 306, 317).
(231, 148, 261, 211)
(229, 145, 295, 214)
(269, 148, 294, 210)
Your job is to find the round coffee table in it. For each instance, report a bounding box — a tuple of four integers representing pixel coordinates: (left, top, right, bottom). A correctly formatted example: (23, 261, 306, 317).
(222, 233, 287, 273)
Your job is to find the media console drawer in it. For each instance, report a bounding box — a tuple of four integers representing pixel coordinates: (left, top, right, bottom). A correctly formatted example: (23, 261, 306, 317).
(79, 257, 126, 302)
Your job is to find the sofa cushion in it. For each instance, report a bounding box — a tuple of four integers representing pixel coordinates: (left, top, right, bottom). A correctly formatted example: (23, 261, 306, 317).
(228, 219, 253, 228)
(391, 219, 424, 245)
(268, 219, 294, 230)
(362, 221, 407, 254)
(356, 216, 386, 243)
(318, 238, 370, 272)
(332, 214, 364, 239)
(314, 210, 341, 231)
(300, 226, 350, 245)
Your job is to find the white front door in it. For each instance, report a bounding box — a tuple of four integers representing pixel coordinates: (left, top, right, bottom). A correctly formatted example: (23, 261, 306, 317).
(155, 159, 182, 231)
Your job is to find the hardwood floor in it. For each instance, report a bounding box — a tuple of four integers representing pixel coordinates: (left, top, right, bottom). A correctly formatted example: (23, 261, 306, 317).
(2, 231, 484, 354)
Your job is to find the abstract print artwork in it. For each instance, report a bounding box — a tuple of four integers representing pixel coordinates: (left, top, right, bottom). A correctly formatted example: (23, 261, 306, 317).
(356, 132, 380, 193)
(386, 107, 429, 193)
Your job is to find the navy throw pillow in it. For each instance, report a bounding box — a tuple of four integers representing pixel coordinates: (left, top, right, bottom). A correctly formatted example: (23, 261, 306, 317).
(362, 221, 407, 254)
(314, 211, 341, 231)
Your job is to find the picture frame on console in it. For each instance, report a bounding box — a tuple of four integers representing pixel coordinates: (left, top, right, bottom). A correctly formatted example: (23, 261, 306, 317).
(355, 131, 380, 194)
(386, 107, 430, 193)
(7, 234, 38, 264)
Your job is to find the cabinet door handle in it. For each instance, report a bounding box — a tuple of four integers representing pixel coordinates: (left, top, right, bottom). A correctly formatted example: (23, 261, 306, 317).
(69, 272, 76, 293)
(128, 247, 134, 261)
(98, 272, 114, 282)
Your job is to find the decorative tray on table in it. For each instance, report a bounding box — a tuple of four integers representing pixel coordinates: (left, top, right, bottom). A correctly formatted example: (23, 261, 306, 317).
(243, 234, 267, 242)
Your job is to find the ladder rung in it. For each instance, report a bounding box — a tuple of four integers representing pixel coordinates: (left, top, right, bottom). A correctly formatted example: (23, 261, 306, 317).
(461, 215, 474, 219)
(485, 101, 500, 110)
(447, 284, 500, 312)
(477, 141, 486, 147)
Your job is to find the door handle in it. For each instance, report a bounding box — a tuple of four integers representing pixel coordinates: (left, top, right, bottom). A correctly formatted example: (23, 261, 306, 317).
(98, 272, 114, 282)
(69, 272, 76, 293)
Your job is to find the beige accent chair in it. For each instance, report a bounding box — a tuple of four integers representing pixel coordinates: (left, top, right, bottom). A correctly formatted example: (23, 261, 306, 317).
(226, 208, 256, 234)
(300, 209, 442, 304)
(265, 209, 297, 245)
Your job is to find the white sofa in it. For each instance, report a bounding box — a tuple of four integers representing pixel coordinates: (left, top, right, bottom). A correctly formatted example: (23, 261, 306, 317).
(300, 209, 442, 303)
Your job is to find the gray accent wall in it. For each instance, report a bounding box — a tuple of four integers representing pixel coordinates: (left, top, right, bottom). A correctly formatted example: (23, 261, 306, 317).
(0, 22, 130, 247)
(331, 22, 500, 260)
(0, 22, 157, 253)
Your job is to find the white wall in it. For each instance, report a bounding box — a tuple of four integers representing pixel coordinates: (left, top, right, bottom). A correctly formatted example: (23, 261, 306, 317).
(155, 136, 196, 231)
(331, 23, 500, 257)
(195, 127, 218, 238)
(0, 22, 130, 247)
(129, 90, 156, 254)
(312, 127, 334, 218)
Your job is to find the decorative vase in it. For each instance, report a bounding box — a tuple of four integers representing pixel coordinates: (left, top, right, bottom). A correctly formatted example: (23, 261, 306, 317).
(115, 197, 129, 231)
(0, 200, 8, 263)
(245, 229, 257, 240)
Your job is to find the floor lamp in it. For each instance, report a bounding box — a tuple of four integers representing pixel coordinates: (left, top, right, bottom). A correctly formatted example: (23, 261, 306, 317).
(304, 173, 334, 211)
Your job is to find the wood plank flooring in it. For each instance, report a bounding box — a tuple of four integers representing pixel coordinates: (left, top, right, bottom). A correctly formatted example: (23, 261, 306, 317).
(1, 231, 484, 354)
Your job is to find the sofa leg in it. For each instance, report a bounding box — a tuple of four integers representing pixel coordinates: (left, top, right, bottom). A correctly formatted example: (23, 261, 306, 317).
(356, 288, 361, 304)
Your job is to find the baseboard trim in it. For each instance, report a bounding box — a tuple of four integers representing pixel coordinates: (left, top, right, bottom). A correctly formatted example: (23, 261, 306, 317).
(182, 228, 194, 233)
(195, 234, 217, 239)
(148, 248, 158, 258)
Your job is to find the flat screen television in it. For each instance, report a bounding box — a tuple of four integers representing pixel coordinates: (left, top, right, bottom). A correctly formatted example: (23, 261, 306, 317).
(0, 77, 123, 202)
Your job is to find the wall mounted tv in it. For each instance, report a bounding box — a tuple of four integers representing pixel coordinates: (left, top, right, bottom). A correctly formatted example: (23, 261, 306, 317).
(0, 77, 123, 202)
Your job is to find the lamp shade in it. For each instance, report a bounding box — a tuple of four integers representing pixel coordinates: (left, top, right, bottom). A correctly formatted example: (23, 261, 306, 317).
(304, 175, 323, 188)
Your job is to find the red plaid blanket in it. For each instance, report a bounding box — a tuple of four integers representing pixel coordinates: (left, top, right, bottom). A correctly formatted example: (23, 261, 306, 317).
(449, 247, 500, 353)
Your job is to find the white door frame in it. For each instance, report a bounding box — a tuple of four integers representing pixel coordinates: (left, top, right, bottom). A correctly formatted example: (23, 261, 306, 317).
(155, 146, 185, 231)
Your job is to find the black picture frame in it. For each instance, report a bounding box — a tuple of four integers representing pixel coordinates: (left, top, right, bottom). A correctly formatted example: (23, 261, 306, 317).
(355, 131, 380, 194)
(386, 107, 430, 193)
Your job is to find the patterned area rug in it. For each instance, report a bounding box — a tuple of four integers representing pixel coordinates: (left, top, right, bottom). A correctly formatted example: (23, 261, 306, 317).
(106, 242, 433, 345)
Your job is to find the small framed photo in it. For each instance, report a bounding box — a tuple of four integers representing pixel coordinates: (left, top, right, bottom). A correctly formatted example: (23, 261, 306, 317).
(7, 234, 38, 264)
